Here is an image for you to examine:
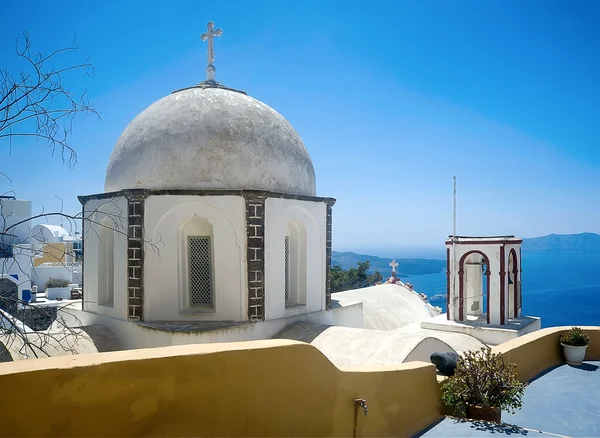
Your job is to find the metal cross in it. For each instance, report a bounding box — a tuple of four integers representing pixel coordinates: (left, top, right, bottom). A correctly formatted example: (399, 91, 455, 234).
(389, 259, 399, 274)
(201, 21, 223, 82)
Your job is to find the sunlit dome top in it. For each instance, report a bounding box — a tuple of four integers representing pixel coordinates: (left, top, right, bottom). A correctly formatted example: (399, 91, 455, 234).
(104, 84, 316, 196)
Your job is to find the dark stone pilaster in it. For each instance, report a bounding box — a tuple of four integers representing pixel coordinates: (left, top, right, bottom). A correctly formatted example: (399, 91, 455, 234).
(325, 199, 335, 310)
(127, 197, 145, 321)
(245, 194, 266, 321)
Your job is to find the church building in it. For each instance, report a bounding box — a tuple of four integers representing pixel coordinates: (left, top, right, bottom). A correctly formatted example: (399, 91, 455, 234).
(57, 23, 540, 363)
(80, 22, 335, 327)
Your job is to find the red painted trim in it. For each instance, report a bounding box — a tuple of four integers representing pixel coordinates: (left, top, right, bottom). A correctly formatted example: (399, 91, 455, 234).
(445, 239, 523, 245)
(446, 248, 450, 320)
(500, 246, 506, 325)
(458, 250, 491, 322)
(509, 248, 519, 317)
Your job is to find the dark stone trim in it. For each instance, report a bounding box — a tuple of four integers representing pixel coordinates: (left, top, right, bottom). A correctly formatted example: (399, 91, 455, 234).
(126, 196, 145, 321)
(448, 235, 516, 239)
(244, 193, 266, 322)
(79, 188, 336, 206)
(325, 199, 334, 310)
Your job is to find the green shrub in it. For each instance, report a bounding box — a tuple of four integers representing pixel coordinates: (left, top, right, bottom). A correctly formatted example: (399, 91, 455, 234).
(560, 327, 590, 347)
(45, 278, 70, 289)
(441, 347, 526, 417)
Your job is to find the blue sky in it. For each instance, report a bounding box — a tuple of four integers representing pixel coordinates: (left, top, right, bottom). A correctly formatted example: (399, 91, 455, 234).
(1, 0, 599, 255)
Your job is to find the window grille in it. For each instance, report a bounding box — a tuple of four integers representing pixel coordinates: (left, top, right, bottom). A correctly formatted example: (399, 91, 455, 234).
(284, 236, 290, 302)
(188, 236, 213, 307)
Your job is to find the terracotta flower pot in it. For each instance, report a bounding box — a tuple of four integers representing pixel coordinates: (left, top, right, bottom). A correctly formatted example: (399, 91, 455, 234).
(466, 405, 501, 423)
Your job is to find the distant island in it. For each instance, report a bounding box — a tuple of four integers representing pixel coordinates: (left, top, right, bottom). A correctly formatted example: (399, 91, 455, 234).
(522, 233, 600, 253)
(332, 233, 600, 277)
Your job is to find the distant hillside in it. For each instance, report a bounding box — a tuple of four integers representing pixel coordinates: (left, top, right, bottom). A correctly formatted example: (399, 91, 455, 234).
(331, 251, 445, 277)
(522, 233, 600, 253)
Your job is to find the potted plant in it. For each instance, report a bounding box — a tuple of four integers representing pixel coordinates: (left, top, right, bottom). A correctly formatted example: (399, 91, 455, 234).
(45, 278, 71, 300)
(560, 327, 590, 366)
(441, 347, 526, 423)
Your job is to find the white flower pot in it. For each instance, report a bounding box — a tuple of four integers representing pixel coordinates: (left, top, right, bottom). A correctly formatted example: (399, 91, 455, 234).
(561, 343, 588, 366)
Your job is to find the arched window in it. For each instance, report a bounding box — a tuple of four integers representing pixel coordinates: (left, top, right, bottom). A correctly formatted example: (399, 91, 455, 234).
(98, 218, 114, 307)
(181, 218, 214, 309)
(285, 221, 307, 307)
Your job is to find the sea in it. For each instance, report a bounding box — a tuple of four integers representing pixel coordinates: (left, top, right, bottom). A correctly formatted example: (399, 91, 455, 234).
(404, 252, 600, 328)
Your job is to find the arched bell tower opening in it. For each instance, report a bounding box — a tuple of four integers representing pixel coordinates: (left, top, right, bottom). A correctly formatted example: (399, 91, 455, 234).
(458, 251, 491, 322)
(508, 248, 520, 318)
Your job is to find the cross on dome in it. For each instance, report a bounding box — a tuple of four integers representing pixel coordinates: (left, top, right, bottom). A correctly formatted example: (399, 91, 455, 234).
(201, 21, 223, 83)
(389, 259, 399, 274)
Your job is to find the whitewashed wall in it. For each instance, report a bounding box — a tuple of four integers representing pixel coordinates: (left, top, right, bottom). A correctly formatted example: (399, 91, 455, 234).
(59, 300, 363, 350)
(82, 197, 129, 320)
(0, 244, 33, 301)
(0, 199, 32, 244)
(32, 264, 74, 291)
(145, 195, 246, 321)
(264, 198, 326, 320)
(30, 224, 61, 243)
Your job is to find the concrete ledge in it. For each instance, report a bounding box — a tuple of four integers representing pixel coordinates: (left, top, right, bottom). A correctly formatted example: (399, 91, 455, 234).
(421, 314, 541, 345)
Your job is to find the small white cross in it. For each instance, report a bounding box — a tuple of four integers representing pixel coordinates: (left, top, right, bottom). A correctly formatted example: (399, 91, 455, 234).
(201, 21, 223, 82)
(389, 259, 399, 274)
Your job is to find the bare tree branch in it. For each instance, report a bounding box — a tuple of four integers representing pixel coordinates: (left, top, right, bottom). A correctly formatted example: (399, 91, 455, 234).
(0, 31, 100, 168)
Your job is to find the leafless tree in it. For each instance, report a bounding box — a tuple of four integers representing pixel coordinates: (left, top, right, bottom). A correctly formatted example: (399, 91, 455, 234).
(0, 32, 106, 359)
(0, 31, 99, 171)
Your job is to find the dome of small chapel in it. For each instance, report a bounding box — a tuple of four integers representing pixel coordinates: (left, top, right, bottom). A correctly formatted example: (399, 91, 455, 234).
(104, 84, 316, 196)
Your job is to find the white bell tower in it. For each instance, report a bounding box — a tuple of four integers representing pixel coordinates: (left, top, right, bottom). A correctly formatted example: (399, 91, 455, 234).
(446, 236, 523, 325)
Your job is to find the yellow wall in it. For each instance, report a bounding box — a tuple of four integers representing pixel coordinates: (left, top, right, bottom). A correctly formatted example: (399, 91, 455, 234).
(493, 326, 600, 382)
(0, 340, 441, 437)
(33, 242, 72, 267)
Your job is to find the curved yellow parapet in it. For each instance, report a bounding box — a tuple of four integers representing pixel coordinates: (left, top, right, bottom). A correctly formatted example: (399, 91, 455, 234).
(492, 326, 600, 382)
(0, 339, 441, 437)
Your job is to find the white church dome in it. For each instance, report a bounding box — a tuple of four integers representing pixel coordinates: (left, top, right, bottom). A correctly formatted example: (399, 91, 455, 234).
(104, 85, 316, 196)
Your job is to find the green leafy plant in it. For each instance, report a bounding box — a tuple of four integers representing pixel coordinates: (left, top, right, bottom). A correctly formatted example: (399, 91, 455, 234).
(45, 278, 70, 289)
(560, 327, 590, 347)
(441, 347, 526, 417)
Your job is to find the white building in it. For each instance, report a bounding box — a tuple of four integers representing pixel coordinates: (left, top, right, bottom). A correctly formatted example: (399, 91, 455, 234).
(78, 24, 334, 335)
(0, 197, 34, 308)
(28, 224, 82, 292)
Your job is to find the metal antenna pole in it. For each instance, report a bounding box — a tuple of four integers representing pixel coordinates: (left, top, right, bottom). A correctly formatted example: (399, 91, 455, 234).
(452, 176, 457, 319)
(453, 176, 457, 240)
